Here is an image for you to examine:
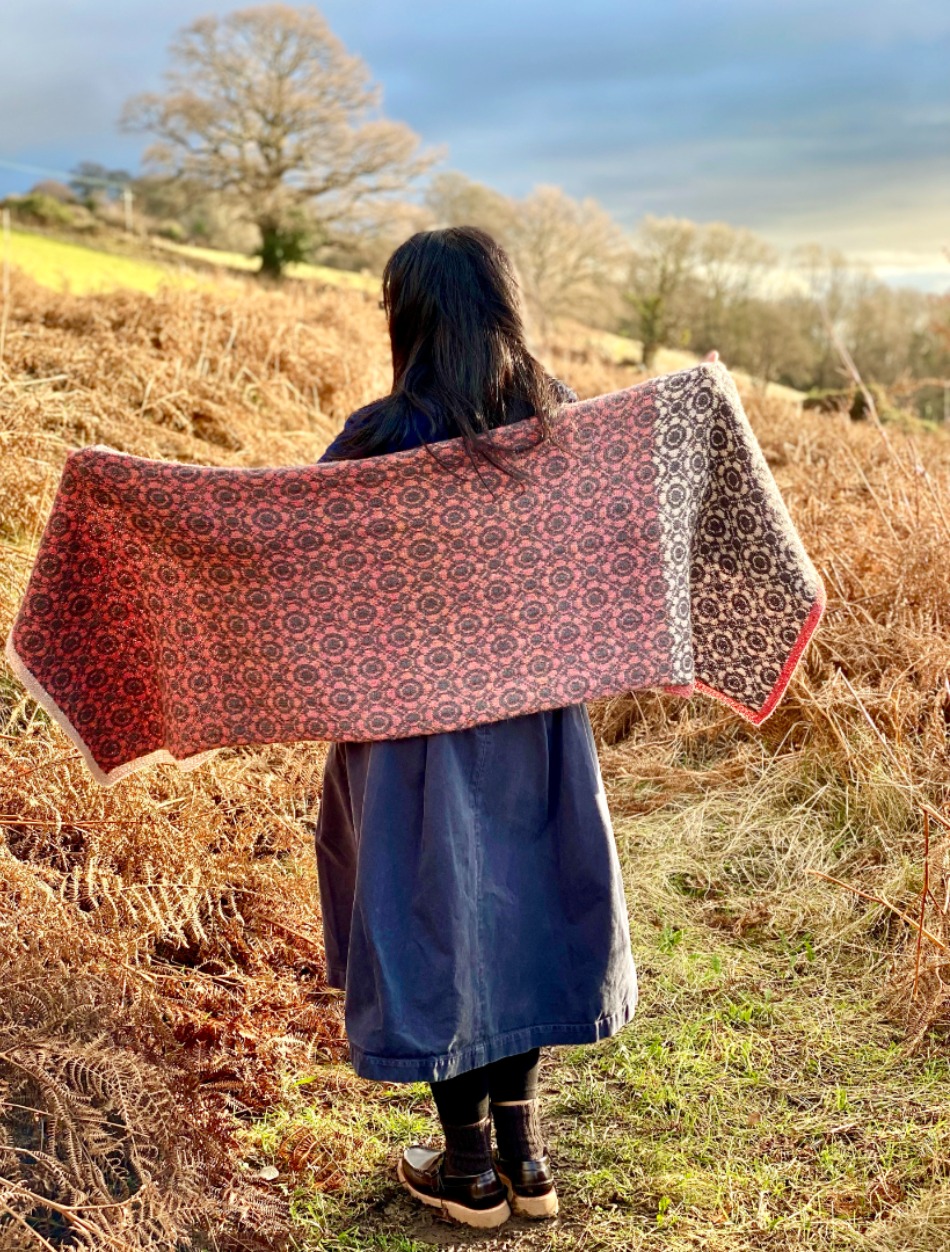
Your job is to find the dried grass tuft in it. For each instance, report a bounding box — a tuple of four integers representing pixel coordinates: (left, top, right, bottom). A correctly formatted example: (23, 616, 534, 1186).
(592, 381, 950, 1049)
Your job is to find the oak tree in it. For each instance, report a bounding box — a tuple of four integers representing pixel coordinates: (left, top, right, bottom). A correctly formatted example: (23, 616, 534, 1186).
(123, 5, 435, 276)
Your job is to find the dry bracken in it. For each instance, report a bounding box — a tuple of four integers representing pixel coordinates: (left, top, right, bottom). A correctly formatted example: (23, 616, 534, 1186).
(0, 270, 948, 1247)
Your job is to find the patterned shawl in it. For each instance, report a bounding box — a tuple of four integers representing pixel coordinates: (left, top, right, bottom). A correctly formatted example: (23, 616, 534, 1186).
(6, 362, 825, 786)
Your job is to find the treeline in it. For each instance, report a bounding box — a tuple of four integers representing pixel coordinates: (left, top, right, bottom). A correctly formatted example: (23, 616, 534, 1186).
(4, 2, 948, 409)
(416, 178, 950, 412)
(13, 165, 948, 411)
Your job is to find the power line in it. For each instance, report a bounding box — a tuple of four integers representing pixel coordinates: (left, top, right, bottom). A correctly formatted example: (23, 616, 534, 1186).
(0, 157, 132, 190)
(0, 157, 136, 231)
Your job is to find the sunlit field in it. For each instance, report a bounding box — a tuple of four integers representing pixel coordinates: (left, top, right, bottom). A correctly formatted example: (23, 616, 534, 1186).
(3, 227, 209, 295)
(2, 227, 384, 297)
(155, 236, 381, 291)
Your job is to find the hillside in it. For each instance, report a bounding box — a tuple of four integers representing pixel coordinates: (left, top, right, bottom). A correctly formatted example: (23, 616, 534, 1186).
(4, 225, 805, 403)
(0, 262, 948, 1251)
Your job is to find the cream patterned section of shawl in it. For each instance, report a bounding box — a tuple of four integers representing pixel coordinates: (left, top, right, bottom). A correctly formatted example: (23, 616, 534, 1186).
(649, 365, 712, 686)
(652, 362, 823, 712)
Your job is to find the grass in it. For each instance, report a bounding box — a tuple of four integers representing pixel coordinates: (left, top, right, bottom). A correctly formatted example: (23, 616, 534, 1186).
(1, 226, 793, 407)
(252, 947, 949, 1250)
(151, 237, 381, 291)
(1, 261, 948, 1250)
(555, 321, 804, 404)
(1, 226, 379, 297)
(245, 786, 950, 1251)
(2, 227, 209, 295)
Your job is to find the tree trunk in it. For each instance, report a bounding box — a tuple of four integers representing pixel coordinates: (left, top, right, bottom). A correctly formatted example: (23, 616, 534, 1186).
(635, 294, 663, 369)
(641, 338, 659, 368)
(257, 221, 286, 279)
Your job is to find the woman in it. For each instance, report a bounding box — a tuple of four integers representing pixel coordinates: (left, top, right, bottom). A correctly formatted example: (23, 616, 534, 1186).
(315, 227, 638, 1229)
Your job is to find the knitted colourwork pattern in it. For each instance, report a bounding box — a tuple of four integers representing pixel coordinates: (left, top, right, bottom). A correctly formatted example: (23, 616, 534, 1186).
(6, 362, 825, 785)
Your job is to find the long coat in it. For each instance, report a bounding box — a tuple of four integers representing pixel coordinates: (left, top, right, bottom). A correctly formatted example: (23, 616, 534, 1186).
(313, 387, 638, 1083)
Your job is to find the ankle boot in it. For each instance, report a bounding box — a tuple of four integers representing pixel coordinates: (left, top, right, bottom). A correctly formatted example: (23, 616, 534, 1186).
(398, 1118, 510, 1229)
(491, 1100, 558, 1219)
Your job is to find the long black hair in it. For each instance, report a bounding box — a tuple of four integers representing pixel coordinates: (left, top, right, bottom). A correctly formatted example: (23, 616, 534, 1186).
(327, 227, 564, 466)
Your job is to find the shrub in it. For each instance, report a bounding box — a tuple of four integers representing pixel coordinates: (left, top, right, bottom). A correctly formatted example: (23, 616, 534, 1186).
(153, 219, 186, 242)
(2, 193, 98, 233)
(4, 192, 78, 228)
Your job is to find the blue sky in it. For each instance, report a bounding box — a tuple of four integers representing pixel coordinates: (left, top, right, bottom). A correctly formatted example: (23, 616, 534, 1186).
(1, 0, 948, 288)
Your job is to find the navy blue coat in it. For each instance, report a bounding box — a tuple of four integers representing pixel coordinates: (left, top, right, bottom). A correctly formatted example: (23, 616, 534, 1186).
(313, 391, 638, 1083)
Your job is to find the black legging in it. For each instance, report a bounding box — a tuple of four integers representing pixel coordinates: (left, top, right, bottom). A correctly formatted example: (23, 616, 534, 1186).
(429, 1048, 541, 1125)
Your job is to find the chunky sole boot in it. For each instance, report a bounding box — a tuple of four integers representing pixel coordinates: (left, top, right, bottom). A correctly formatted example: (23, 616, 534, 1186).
(494, 1153, 559, 1219)
(398, 1147, 511, 1228)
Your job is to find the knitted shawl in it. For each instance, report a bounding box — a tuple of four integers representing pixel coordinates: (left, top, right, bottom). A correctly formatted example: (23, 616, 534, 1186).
(6, 362, 825, 786)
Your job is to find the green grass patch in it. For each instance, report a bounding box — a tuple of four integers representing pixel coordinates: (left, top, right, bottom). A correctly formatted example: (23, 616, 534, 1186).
(154, 239, 380, 292)
(245, 793, 948, 1249)
(3, 227, 380, 297)
(5, 228, 206, 295)
(552, 923, 948, 1248)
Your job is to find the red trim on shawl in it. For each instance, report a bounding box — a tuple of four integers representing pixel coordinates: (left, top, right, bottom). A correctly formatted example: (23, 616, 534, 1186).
(688, 582, 827, 724)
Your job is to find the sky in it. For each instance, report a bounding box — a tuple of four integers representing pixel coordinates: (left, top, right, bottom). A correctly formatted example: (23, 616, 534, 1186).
(1, 0, 948, 290)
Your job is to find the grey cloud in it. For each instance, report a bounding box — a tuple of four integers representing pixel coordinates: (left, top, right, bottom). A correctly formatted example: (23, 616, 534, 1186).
(0, 0, 946, 259)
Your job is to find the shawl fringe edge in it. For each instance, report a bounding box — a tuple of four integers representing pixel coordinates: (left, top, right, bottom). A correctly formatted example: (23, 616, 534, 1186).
(4, 634, 218, 787)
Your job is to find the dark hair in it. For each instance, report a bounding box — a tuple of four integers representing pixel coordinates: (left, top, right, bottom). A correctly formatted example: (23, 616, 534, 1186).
(328, 227, 564, 467)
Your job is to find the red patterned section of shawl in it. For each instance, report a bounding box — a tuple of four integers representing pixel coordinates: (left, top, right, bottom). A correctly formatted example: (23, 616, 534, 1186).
(10, 382, 676, 776)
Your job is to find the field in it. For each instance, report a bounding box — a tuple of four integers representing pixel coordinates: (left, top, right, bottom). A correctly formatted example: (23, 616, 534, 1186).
(0, 234, 948, 1252)
(2, 228, 213, 295)
(1, 228, 382, 298)
(153, 237, 381, 292)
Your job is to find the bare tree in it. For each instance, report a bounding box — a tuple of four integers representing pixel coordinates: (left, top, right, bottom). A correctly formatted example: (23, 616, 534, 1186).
(508, 186, 628, 329)
(791, 244, 866, 389)
(329, 197, 435, 272)
(425, 172, 518, 244)
(427, 174, 627, 331)
(29, 180, 78, 204)
(625, 216, 698, 366)
(122, 4, 437, 276)
(693, 222, 777, 349)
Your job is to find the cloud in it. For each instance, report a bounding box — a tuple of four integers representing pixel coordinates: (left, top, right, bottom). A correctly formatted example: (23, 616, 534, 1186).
(0, 0, 947, 263)
(319, 0, 950, 250)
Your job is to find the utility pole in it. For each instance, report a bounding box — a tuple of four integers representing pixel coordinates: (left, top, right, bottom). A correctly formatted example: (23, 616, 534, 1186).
(123, 186, 134, 234)
(1, 206, 10, 366)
